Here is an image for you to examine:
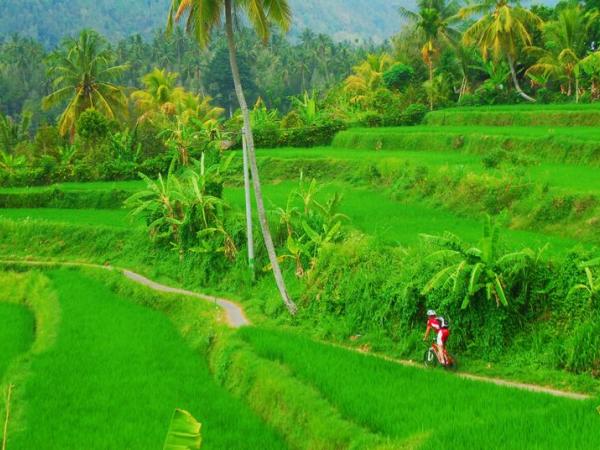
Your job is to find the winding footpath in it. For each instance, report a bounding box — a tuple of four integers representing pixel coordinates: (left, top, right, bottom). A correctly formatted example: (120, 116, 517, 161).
(0, 258, 249, 328)
(0, 257, 593, 401)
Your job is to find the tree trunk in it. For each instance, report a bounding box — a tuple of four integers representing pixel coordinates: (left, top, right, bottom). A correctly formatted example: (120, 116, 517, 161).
(507, 55, 535, 102)
(242, 131, 255, 279)
(428, 60, 434, 110)
(224, 0, 297, 315)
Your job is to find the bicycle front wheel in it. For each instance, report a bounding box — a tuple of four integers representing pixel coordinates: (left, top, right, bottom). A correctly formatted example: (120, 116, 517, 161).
(423, 348, 438, 368)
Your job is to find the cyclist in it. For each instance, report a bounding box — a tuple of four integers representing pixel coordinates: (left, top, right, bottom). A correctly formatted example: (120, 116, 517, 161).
(423, 309, 450, 365)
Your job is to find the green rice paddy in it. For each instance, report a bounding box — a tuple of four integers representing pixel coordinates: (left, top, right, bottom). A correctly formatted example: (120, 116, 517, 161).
(0, 303, 33, 379)
(7, 270, 285, 450)
(226, 181, 580, 254)
(240, 327, 600, 449)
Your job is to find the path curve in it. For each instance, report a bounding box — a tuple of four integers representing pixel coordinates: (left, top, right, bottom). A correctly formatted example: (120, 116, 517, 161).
(0, 258, 249, 328)
(0, 257, 593, 400)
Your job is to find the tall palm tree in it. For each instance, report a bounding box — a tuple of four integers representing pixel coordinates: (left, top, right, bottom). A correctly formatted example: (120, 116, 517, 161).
(168, 0, 298, 315)
(526, 4, 598, 101)
(460, 0, 542, 102)
(400, 0, 461, 109)
(43, 30, 128, 138)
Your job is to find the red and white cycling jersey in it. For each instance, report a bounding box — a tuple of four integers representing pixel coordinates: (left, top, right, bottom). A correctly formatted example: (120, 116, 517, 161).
(426, 317, 441, 333)
(426, 317, 449, 345)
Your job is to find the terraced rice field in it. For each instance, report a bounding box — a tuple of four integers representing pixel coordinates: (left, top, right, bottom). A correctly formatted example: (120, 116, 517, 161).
(0, 303, 33, 379)
(1, 270, 285, 450)
(240, 327, 600, 449)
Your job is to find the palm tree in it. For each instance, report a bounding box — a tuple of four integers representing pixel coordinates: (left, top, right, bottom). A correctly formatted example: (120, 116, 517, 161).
(132, 68, 186, 121)
(0, 111, 31, 153)
(43, 30, 128, 138)
(167, 0, 298, 315)
(526, 4, 598, 101)
(400, 0, 461, 109)
(344, 53, 394, 107)
(460, 0, 542, 102)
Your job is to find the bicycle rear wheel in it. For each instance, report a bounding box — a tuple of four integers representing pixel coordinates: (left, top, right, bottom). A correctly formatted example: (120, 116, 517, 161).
(444, 353, 458, 371)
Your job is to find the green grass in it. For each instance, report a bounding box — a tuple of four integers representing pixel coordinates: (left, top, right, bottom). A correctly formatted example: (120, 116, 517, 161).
(425, 105, 600, 127)
(0, 180, 145, 194)
(0, 303, 33, 379)
(226, 181, 580, 254)
(240, 327, 600, 449)
(527, 163, 600, 193)
(0, 180, 584, 254)
(256, 147, 600, 194)
(0, 208, 139, 228)
(9, 270, 285, 450)
(258, 146, 482, 164)
(334, 126, 600, 166)
(339, 125, 600, 141)
(430, 104, 600, 112)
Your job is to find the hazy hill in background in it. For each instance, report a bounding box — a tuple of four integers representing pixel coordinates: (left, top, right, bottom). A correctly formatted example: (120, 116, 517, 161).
(0, 0, 407, 47)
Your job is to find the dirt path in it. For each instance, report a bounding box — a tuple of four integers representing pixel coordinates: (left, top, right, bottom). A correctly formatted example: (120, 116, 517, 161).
(0, 257, 592, 400)
(334, 345, 591, 401)
(0, 259, 249, 328)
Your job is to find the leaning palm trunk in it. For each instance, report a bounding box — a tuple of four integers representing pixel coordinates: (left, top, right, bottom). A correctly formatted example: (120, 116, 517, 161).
(224, 0, 297, 315)
(507, 55, 535, 102)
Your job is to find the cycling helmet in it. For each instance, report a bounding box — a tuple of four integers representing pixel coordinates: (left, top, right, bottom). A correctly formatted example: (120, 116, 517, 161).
(427, 309, 437, 317)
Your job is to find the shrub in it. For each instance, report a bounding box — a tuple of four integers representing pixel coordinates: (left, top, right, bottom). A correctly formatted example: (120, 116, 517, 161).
(402, 103, 428, 125)
(359, 111, 384, 128)
(76, 109, 110, 141)
(482, 149, 504, 169)
(136, 121, 168, 158)
(253, 123, 281, 148)
(368, 88, 397, 114)
(278, 120, 346, 148)
(383, 63, 415, 91)
(281, 111, 303, 129)
(457, 94, 483, 107)
(34, 125, 64, 158)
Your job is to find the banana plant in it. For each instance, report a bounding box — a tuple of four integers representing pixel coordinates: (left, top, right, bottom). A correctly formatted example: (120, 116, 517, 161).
(568, 258, 600, 307)
(421, 216, 534, 309)
(125, 160, 187, 242)
(163, 409, 202, 450)
(109, 128, 142, 163)
(274, 194, 300, 240)
(295, 175, 322, 215)
(264, 235, 311, 277)
(194, 220, 238, 261)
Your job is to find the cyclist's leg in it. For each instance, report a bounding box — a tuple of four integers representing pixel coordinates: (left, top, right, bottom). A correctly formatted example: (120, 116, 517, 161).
(436, 331, 446, 364)
(440, 329, 450, 364)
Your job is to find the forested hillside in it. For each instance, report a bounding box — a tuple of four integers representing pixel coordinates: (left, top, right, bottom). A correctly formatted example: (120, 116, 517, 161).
(0, 0, 406, 47)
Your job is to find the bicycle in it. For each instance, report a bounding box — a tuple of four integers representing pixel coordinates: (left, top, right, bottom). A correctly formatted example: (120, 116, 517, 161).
(423, 340, 457, 370)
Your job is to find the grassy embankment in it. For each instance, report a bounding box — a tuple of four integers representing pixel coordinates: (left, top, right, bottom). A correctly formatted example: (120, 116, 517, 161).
(0, 269, 286, 450)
